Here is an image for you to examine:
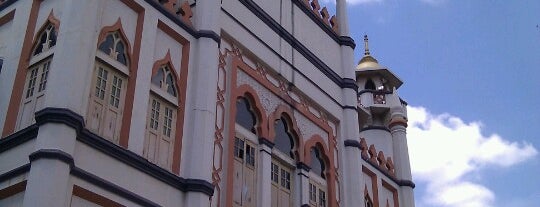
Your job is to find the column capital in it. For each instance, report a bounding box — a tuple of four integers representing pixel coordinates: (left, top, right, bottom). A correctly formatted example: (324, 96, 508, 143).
(388, 116, 408, 129)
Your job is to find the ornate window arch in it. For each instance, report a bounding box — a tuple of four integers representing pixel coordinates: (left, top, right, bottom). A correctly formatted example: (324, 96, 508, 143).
(17, 13, 59, 130)
(270, 111, 301, 207)
(308, 144, 330, 207)
(231, 89, 264, 207)
(365, 194, 374, 207)
(143, 57, 181, 171)
(87, 20, 130, 144)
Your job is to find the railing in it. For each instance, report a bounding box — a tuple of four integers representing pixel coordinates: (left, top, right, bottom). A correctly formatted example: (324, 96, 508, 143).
(358, 89, 393, 107)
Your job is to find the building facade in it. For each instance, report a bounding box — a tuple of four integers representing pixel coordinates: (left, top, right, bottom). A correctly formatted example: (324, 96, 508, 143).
(0, 0, 415, 206)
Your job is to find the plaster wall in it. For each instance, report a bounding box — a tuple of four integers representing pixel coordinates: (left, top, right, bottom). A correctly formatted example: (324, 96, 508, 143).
(361, 129, 394, 159)
(69, 177, 143, 207)
(0, 140, 34, 175)
(0, 1, 28, 134)
(0, 191, 24, 206)
(291, 5, 342, 75)
(73, 141, 185, 206)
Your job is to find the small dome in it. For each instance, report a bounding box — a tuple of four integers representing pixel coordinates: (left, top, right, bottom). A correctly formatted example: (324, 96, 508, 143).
(356, 35, 381, 70)
(357, 55, 380, 69)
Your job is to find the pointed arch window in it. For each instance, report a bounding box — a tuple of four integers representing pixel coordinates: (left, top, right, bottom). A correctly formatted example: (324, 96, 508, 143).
(232, 95, 259, 206)
(144, 63, 179, 171)
(365, 195, 374, 207)
(98, 31, 128, 65)
(32, 23, 57, 56)
(87, 28, 130, 144)
(17, 21, 57, 130)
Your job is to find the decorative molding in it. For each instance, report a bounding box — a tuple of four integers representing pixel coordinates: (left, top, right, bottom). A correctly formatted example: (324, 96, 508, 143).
(0, 124, 38, 153)
(0, 0, 16, 10)
(360, 125, 390, 132)
(358, 89, 393, 96)
(290, 0, 356, 48)
(28, 149, 75, 168)
(34, 107, 84, 130)
(0, 9, 15, 27)
(342, 105, 357, 110)
(344, 139, 361, 148)
(339, 36, 356, 49)
(221, 9, 356, 110)
(258, 137, 274, 148)
(296, 161, 311, 172)
(235, 0, 357, 90)
(142, 0, 220, 43)
(71, 167, 160, 207)
(0, 164, 30, 183)
(198, 30, 221, 44)
(224, 43, 340, 207)
(2, 107, 215, 196)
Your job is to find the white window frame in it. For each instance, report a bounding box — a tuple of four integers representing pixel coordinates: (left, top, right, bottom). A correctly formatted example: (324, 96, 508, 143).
(87, 61, 127, 143)
(17, 58, 52, 130)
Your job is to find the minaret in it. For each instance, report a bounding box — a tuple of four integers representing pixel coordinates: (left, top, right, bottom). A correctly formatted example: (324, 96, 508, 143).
(355, 35, 415, 207)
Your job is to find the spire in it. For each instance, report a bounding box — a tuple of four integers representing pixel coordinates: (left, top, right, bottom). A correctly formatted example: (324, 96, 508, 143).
(364, 35, 370, 55)
(356, 34, 380, 70)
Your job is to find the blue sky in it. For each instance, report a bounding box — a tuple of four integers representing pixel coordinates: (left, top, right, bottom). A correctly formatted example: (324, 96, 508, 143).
(327, 0, 540, 206)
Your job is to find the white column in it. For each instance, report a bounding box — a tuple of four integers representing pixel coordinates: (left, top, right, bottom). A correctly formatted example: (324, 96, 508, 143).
(297, 166, 310, 206)
(390, 115, 415, 207)
(23, 1, 101, 206)
(181, 1, 221, 206)
(336, 0, 350, 36)
(336, 0, 365, 206)
(257, 143, 272, 207)
(22, 123, 77, 207)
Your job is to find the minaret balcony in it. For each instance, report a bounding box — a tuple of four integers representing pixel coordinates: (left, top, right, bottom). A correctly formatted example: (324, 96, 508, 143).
(358, 89, 394, 114)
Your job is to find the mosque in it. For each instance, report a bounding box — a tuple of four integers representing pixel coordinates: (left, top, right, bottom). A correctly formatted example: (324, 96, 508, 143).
(0, 0, 415, 206)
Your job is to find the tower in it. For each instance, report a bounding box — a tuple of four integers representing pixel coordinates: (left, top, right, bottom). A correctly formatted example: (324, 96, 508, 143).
(355, 35, 415, 206)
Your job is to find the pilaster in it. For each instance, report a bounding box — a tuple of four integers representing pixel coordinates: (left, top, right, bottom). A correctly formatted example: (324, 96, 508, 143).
(22, 122, 77, 207)
(181, 0, 221, 206)
(297, 163, 310, 206)
(389, 115, 415, 207)
(257, 140, 272, 207)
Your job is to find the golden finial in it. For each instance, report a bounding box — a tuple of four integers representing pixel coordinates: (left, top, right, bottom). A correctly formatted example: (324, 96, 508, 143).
(364, 35, 370, 55)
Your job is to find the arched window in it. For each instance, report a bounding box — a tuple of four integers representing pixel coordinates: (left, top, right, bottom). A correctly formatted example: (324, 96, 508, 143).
(98, 31, 128, 65)
(232, 96, 258, 206)
(271, 115, 297, 207)
(235, 97, 256, 132)
(17, 21, 57, 130)
(365, 79, 375, 90)
(309, 147, 327, 207)
(274, 117, 294, 157)
(310, 147, 326, 179)
(87, 28, 129, 144)
(33, 23, 57, 56)
(144, 64, 179, 170)
(365, 195, 374, 207)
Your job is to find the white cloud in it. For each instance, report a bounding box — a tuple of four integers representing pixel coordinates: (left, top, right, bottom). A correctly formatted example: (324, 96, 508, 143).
(407, 106, 537, 207)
